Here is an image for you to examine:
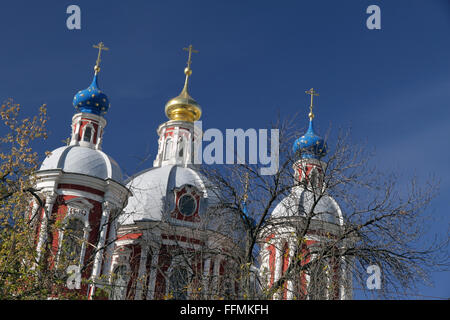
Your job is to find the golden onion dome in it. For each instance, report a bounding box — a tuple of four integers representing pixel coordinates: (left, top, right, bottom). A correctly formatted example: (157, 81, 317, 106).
(165, 45, 202, 122)
(165, 69, 201, 122)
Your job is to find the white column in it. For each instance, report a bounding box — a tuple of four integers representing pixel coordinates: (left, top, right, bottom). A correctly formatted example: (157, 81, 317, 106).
(29, 200, 41, 271)
(260, 243, 270, 288)
(272, 239, 283, 300)
(36, 193, 57, 262)
(340, 256, 353, 300)
(161, 127, 170, 164)
(134, 246, 149, 300)
(154, 126, 166, 167)
(95, 124, 103, 149)
(185, 124, 196, 166)
(212, 255, 222, 299)
(172, 127, 180, 164)
(103, 213, 117, 278)
(286, 239, 296, 300)
(146, 245, 160, 300)
(202, 257, 211, 299)
(70, 120, 81, 145)
(79, 223, 91, 268)
(158, 127, 166, 159)
(304, 252, 316, 300)
(29, 200, 40, 228)
(88, 202, 112, 299)
(192, 124, 201, 165)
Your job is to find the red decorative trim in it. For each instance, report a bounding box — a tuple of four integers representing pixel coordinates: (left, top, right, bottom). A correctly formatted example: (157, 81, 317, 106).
(117, 233, 143, 241)
(296, 163, 324, 188)
(265, 233, 275, 242)
(268, 243, 276, 287)
(164, 127, 175, 138)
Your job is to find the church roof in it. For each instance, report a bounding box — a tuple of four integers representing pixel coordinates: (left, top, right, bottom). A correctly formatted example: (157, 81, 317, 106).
(39, 145, 123, 183)
(120, 163, 247, 247)
(120, 164, 214, 225)
(271, 186, 343, 225)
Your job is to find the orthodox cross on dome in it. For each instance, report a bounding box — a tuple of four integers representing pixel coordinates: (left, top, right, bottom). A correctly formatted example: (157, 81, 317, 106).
(93, 41, 109, 74)
(305, 88, 319, 120)
(181, 44, 199, 92)
(183, 44, 199, 72)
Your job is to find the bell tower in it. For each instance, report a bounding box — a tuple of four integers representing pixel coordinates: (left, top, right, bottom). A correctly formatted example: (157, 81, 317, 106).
(33, 42, 130, 300)
(292, 88, 327, 192)
(153, 45, 202, 168)
(259, 88, 353, 300)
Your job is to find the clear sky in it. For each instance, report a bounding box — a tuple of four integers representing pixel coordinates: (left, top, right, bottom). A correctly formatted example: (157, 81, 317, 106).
(0, 0, 448, 299)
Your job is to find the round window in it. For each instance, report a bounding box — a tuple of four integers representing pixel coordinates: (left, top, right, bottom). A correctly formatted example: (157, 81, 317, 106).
(178, 194, 196, 216)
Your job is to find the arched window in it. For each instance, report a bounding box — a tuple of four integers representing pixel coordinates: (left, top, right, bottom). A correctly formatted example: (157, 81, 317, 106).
(164, 138, 173, 160)
(177, 136, 184, 158)
(178, 193, 197, 217)
(83, 126, 93, 142)
(168, 266, 189, 299)
(308, 168, 323, 191)
(111, 265, 129, 300)
(219, 265, 235, 299)
(310, 169, 318, 187)
(59, 218, 84, 267)
(307, 259, 327, 300)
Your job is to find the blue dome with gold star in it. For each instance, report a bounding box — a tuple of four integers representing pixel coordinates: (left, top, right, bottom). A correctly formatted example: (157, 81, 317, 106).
(73, 73, 110, 116)
(293, 119, 327, 159)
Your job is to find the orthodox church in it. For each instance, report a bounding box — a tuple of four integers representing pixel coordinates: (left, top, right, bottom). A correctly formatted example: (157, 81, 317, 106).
(31, 43, 352, 300)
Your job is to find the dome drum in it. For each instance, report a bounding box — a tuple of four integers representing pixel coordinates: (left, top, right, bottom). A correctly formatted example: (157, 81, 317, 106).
(70, 112, 107, 149)
(270, 187, 343, 226)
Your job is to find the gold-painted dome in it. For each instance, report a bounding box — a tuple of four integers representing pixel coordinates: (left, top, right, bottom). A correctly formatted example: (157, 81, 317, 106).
(165, 45, 202, 122)
(165, 72, 201, 122)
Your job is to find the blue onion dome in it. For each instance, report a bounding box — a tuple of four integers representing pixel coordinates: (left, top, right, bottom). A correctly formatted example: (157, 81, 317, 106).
(293, 119, 327, 159)
(73, 73, 110, 116)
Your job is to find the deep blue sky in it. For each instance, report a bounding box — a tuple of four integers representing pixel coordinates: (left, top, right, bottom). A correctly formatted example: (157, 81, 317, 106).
(0, 0, 448, 299)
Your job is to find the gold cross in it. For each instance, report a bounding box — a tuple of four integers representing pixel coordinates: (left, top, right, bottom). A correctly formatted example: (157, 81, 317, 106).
(305, 88, 319, 120)
(93, 42, 109, 74)
(183, 44, 199, 71)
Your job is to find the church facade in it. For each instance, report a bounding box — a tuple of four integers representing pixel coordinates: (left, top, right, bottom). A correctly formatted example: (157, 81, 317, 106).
(31, 43, 352, 300)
